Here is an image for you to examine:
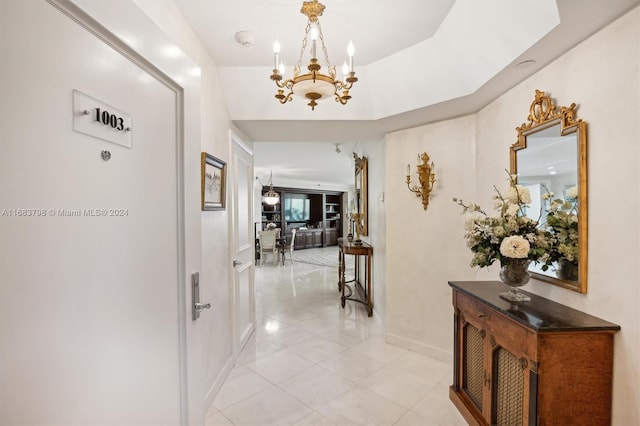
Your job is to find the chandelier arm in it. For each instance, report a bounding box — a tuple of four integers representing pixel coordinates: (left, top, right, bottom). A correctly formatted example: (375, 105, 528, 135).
(277, 90, 294, 104)
(335, 89, 351, 105)
(336, 80, 354, 91)
(273, 78, 287, 89)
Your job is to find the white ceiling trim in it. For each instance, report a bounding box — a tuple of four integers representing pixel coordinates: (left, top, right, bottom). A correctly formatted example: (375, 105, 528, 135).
(220, 0, 559, 121)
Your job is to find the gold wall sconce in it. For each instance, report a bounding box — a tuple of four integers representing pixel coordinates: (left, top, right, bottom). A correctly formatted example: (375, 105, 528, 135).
(406, 152, 436, 210)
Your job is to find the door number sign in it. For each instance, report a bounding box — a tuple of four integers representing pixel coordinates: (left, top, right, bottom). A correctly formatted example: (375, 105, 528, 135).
(73, 89, 132, 148)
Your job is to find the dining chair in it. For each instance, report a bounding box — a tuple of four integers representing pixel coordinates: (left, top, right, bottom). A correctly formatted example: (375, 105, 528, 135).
(258, 230, 278, 266)
(282, 228, 297, 265)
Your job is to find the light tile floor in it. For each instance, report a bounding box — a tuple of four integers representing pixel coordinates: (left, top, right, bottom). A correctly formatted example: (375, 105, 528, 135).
(206, 254, 467, 426)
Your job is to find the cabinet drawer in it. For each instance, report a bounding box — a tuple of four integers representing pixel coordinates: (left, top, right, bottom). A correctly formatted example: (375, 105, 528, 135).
(455, 291, 493, 326)
(456, 292, 536, 360)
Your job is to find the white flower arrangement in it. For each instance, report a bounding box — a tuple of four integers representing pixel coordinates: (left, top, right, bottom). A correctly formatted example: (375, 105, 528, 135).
(454, 174, 554, 269)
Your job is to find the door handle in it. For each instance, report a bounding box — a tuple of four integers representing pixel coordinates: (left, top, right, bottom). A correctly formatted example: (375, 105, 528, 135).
(195, 302, 211, 312)
(192, 272, 211, 320)
(233, 259, 242, 267)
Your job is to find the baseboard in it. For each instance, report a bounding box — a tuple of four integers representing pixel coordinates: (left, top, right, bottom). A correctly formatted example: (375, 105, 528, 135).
(204, 355, 234, 412)
(205, 325, 258, 410)
(371, 306, 386, 334)
(385, 333, 452, 363)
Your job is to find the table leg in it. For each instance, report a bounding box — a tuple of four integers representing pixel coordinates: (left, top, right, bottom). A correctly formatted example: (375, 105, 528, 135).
(366, 254, 372, 317)
(340, 250, 346, 308)
(338, 249, 344, 291)
(337, 249, 342, 291)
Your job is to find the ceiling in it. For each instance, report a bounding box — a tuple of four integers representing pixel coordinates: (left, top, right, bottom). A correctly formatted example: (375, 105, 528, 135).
(253, 142, 357, 191)
(172, 0, 639, 187)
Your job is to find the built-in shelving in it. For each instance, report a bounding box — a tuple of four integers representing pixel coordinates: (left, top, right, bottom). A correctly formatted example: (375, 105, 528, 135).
(260, 199, 281, 224)
(260, 187, 343, 248)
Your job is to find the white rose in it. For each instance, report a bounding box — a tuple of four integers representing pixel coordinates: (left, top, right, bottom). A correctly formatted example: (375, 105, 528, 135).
(506, 185, 531, 204)
(505, 203, 520, 216)
(566, 186, 578, 199)
(500, 235, 530, 258)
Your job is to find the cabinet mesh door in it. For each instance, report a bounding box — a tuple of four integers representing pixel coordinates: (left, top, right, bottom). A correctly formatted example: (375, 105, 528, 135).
(493, 347, 524, 426)
(463, 323, 483, 410)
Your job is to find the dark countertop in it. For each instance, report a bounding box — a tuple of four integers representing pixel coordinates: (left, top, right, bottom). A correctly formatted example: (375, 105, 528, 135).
(449, 281, 620, 332)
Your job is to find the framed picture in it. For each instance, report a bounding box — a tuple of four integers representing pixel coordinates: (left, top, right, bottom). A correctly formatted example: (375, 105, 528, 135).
(201, 152, 226, 211)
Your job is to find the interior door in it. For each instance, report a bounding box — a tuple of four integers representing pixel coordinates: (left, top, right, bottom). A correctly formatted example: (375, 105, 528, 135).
(0, 2, 185, 423)
(230, 133, 255, 356)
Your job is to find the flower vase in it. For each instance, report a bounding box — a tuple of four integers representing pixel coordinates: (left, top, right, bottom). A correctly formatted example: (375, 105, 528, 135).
(557, 259, 578, 281)
(498, 258, 531, 303)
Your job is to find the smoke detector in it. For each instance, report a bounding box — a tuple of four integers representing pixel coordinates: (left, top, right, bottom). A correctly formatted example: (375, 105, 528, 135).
(235, 31, 255, 48)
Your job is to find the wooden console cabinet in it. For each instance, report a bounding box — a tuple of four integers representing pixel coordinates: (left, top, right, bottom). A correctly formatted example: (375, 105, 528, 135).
(449, 281, 620, 426)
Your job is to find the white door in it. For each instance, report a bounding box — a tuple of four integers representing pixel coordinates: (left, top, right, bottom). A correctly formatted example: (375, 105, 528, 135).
(230, 133, 255, 356)
(0, 2, 185, 424)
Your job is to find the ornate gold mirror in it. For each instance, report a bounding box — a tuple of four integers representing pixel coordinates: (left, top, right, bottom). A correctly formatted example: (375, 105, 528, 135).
(511, 90, 587, 293)
(354, 153, 368, 236)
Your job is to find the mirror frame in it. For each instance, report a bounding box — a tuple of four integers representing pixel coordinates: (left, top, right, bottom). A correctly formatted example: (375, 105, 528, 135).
(510, 90, 587, 293)
(354, 154, 368, 236)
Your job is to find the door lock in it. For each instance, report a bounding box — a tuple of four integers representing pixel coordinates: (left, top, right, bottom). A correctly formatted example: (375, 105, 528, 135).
(191, 272, 211, 320)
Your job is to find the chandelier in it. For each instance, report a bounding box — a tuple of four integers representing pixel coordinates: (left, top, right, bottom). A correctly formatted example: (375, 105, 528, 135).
(270, 0, 358, 110)
(258, 171, 280, 206)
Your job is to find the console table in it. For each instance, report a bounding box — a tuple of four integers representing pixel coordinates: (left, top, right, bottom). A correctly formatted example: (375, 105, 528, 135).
(449, 281, 620, 426)
(338, 238, 373, 316)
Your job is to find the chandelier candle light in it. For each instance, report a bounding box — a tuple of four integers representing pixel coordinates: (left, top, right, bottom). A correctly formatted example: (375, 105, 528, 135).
(270, 0, 358, 110)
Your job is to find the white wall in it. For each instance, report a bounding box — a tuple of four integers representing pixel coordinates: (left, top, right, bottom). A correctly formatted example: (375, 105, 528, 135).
(477, 8, 640, 424)
(384, 6, 640, 424)
(385, 117, 477, 359)
(355, 140, 388, 326)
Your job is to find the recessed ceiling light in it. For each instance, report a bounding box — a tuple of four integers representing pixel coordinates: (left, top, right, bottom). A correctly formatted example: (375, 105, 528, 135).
(515, 60, 536, 69)
(549, 171, 557, 175)
(162, 44, 183, 58)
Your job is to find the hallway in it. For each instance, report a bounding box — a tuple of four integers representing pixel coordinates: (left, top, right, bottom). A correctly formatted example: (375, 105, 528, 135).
(205, 252, 466, 425)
